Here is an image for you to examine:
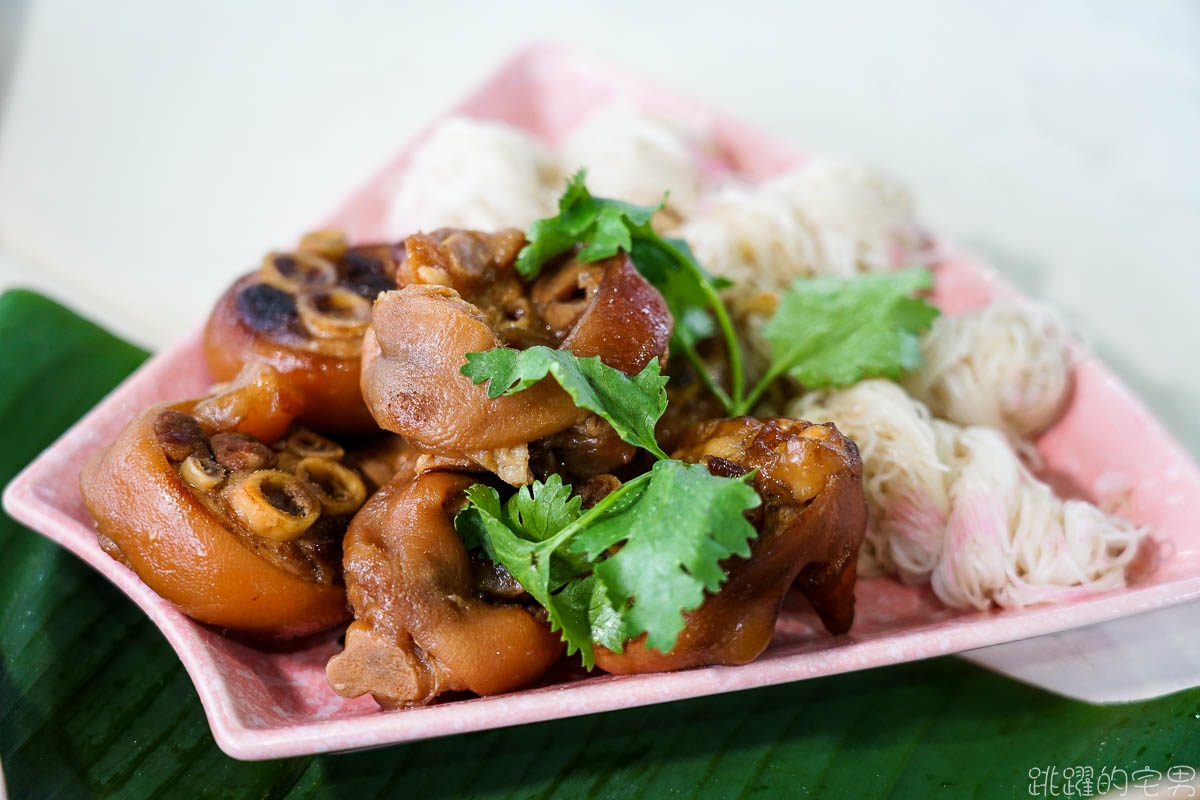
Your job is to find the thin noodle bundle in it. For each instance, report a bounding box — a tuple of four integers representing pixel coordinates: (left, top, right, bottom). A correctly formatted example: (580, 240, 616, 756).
(998, 487, 1144, 606)
(764, 159, 920, 276)
(673, 159, 920, 296)
(387, 117, 559, 235)
(793, 380, 953, 581)
(904, 303, 1072, 442)
(558, 107, 704, 217)
(792, 380, 1146, 609)
(931, 426, 1022, 608)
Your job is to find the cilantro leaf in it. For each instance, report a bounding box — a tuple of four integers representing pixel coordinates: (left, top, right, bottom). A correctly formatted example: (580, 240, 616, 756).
(568, 459, 761, 653)
(587, 577, 631, 652)
(460, 345, 669, 459)
(517, 172, 745, 412)
(507, 474, 582, 542)
(454, 482, 596, 666)
(627, 237, 724, 347)
(516, 170, 657, 279)
(764, 267, 938, 387)
(732, 268, 939, 413)
(517, 173, 721, 346)
(506, 474, 591, 581)
(454, 460, 761, 664)
(515, 174, 597, 275)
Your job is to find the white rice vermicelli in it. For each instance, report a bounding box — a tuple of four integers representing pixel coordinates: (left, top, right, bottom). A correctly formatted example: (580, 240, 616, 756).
(904, 303, 1073, 442)
(792, 380, 1147, 610)
(792, 380, 954, 582)
(558, 106, 705, 217)
(672, 160, 924, 383)
(673, 157, 921, 296)
(386, 117, 560, 236)
(997, 488, 1144, 607)
(930, 426, 1023, 609)
(673, 183, 822, 291)
(763, 158, 922, 276)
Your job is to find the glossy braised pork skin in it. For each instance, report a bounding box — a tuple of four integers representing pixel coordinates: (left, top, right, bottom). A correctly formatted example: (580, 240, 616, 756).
(360, 229, 672, 484)
(326, 471, 563, 707)
(595, 417, 868, 674)
(80, 364, 357, 637)
(205, 230, 404, 434)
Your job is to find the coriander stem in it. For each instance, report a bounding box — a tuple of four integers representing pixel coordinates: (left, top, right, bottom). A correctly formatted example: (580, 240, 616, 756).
(675, 332, 734, 413)
(543, 469, 653, 554)
(732, 361, 789, 416)
(701, 280, 745, 408)
(660, 238, 746, 410)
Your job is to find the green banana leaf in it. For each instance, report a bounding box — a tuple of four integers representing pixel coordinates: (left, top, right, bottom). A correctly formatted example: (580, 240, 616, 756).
(0, 289, 1195, 799)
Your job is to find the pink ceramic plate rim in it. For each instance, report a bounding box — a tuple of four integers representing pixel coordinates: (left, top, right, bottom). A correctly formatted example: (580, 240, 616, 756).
(5, 44, 1200, 760)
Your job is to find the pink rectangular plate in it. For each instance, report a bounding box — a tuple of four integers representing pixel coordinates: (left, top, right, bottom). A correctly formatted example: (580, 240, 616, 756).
(6, 45, 1200, 761)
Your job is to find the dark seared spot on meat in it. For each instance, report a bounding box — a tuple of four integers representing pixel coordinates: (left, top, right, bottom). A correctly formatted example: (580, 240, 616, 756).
(154, 410, 208, 461)
(706, 456, 749, 479)
(341, 250, 382, 274)
(295, 520, 345, 585)
(341, 251, 397, 299)
(344, 272, 395, 299)
(235, 283, 300, 334)
(473, 558, 528, 601)
(575, 473, 622, 508)
(210, 432, 276, 472)
(273, 254, 299, 276)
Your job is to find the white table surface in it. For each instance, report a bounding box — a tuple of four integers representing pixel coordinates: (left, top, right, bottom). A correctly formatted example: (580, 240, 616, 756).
(1, 0, 1198, 706)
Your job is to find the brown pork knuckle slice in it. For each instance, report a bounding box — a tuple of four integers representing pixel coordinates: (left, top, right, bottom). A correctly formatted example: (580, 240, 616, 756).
(361, 285, 582, 454)
(594, 417, 868, 674)
(325, 471, 564, 707)
(79, 364, 351, 637)
(360, 230, 672, 483)
(203, 235, 405, 434)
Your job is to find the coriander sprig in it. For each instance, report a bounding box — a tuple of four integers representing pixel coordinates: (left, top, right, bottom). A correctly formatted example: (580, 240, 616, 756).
(515, 170, 748, 412)
(642, 235, 744, 411)
(461, 345, 670, 460)
(456, 346, 760, 666)
(730, 267, 940, 415)
(513, 171, 939, 418)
